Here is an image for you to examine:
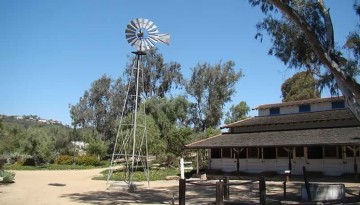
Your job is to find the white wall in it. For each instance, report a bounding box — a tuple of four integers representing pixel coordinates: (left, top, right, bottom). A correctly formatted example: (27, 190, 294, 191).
(258, 101, 347, 116)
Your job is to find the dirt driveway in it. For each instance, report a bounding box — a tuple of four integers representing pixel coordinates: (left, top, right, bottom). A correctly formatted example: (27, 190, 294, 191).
(1, 169, 359, 204)
(0, 169, 185, 205)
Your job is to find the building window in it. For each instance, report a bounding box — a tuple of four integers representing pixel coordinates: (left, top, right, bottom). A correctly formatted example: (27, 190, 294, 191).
(277, 147, 288, 158)
(307, 146, 323, 159)
(222, 148, 231, 158)
(324, 146, 342, 159)
(248, 148, 259, 158)
(211, 148, 221, 158)
(295, 147, 304, 157)
(299, 104, 311, 113)
(332, 101, 345, 109)
(269, 107, 280, 115)
(263, 147, 276, 159)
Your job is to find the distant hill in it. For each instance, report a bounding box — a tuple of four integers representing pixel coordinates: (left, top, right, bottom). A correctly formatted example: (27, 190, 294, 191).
(0, 114, 69, 129)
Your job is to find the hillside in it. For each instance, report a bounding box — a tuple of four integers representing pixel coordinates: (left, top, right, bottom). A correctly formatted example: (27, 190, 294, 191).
(0, 114, 69, 129)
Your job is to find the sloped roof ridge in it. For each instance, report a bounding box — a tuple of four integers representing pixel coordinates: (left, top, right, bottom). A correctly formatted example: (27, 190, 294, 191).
(221, 108, 354, 128)
(220, 117, 253, 129)
(253, 96, 344, 110)
(186, 133, 222, 147)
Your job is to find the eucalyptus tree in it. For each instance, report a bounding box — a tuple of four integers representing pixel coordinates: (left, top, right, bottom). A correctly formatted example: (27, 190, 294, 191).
(224, 101, 250, 124)
(186, 61, 243, 132)
(20, 127, 54, 162)
(124, 48, 184, 98)
(70, 75, 126, 142)
(249, 0, 360, 121)
(145, 96, 192, 157)
(71, 49, 184, 144)
(281, 71, 320, 102)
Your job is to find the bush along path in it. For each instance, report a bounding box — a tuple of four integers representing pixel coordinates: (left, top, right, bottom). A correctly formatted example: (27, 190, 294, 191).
(1, 159, 15, 183)
(0, 170, 15, 183)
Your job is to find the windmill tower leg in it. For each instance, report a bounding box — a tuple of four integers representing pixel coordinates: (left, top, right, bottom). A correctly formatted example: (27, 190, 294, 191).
(107, 51, 149, 191)
(107, 18, 169, 191)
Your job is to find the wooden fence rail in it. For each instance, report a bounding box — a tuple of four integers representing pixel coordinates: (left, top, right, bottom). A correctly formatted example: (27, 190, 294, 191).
(179, 177, 266, 205)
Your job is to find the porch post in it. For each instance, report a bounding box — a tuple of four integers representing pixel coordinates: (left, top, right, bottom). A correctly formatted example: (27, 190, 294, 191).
(288, 148, 293, 173)
(196, 150, 199, 174)
(236, 148, 240, 173)
(233, 148, 243, 174)
(284, 147, 293, 175)
(353, 146, 358, 180)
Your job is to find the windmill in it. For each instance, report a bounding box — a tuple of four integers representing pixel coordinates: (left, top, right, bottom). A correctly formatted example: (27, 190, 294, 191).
(107, 18, 170, 190)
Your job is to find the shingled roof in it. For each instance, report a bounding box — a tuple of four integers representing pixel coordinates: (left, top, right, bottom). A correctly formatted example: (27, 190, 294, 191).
(185, 127, 360, 149)
(221, 109, 359, 131)
(186, 108, 360, 149)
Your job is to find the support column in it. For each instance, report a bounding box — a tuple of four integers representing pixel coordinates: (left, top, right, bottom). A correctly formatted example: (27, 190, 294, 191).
(196, 150, 199, 174)
(232, 148, 243, 173)
(236, 149, 240, 173)
(353, 146, 359, 180)
(284, 147, 293, 174)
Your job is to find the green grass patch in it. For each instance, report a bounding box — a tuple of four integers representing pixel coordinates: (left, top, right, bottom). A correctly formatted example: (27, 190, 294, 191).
(93, 167, 183, 181)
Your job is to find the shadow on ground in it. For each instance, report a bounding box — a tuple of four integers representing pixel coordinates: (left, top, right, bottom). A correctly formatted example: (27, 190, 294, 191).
(60, 181, 268, 204)
(61, 179, 360, 205)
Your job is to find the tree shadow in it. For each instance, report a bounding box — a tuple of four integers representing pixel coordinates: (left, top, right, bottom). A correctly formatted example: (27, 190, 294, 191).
(59, 181, 275, 204)
(61, 180, 360, 204)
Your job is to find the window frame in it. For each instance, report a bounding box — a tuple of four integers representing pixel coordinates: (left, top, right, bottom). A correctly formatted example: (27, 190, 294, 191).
(307, 146, 324, 159)
(269, 107, 280, 115)
(222, 148, 232, 158)
(247, 147, 260, 158)
(277, 147, 289, 158)
(211, 148, 221, 158)
(331, 101, 345, 109)
(299, 104, 311, 113)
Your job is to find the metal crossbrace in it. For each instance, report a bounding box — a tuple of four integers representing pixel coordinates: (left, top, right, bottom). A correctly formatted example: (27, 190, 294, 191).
(107, 51, 149, 188)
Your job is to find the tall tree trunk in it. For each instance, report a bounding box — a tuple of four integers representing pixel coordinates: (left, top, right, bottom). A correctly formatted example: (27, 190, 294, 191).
(268, 0, 360, 121)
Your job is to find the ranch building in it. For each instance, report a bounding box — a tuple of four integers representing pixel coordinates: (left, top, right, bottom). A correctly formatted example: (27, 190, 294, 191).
(185, 96, 360, 177)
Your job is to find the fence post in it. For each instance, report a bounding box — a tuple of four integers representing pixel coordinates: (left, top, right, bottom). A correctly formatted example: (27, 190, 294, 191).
(223, 177, 230, 200)
(302, 166, 312, 201)
(179, 178, 186, 205)
(216, 181, 224, 205)
(259, 176, 266, 205)
(180, 158, 185, 179)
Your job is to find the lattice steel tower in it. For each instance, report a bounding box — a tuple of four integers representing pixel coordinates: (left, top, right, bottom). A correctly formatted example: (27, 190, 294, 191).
(107, 18, 170, 189)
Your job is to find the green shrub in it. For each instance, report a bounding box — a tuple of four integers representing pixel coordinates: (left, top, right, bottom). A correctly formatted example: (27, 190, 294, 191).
(15, 155, 38, 166)
(86, 141, 108, 159)
(154, 153, 178, 167)
(0, 170, 15, 183)
(55, 155, 74, 165)
(76, 155, 99, 166)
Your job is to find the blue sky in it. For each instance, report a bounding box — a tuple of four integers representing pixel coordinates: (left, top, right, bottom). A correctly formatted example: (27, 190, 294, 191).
(0, 0, 358, 125)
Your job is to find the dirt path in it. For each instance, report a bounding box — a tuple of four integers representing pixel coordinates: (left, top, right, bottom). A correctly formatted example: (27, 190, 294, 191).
(1, 169, 359, 204)
(0, 168, 109, 205)
(0, 168, 184, 205)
